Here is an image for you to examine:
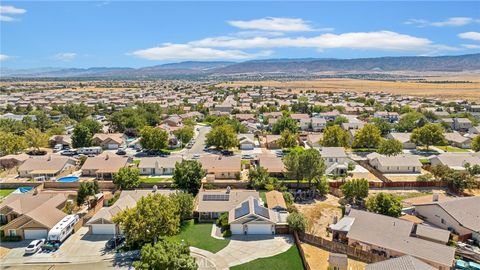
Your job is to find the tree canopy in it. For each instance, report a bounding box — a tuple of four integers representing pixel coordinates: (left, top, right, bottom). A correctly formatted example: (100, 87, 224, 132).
(377, 139, 403, 156)
(271, 116, 298, 135)
(113, 167, 140, 190)
(278, 129, 298, 149)
(173, 160, 205, 196)
(396, 112, 426, 132)
(72, 124, 93, 148)
(366, 192, 402, 217)
(0, 131, 27, 155)
(140, 126, 169, 151)
(205, 124, 238, 150)
(472, 135, 480, 152)
(340, 178, 369, 204)
(352, 124, 382, 149)
(284, 148, 326, 188)
(287, 212, 307, 232)
(321, 125, 350, 147)
(133, 239, 197, 270)
(24, 128, 48, 152)
(410, 123, 446, 150)
(173, 126, 194, 147)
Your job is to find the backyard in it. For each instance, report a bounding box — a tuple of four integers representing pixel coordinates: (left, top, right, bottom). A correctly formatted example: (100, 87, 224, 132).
(230, 245, 304, 270)
(435, 146, 470, 152)
(170, 219, 230, 253)
(139, 176, 173, 183)
(0, 189, 15, 201)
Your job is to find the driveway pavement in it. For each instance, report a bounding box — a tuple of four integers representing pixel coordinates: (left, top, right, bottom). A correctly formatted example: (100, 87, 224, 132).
(213, 234, 294, 267)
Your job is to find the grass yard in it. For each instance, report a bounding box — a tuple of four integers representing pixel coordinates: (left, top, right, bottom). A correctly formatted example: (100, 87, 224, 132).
(435, 146, 470, 152)
(230, 246, 304, 270)
(0, 189, 15, 201)
(259, 190, 267, 206)
(139, 177, 173, 183)
(170, 219, 230, 253)
(132, 159, 141, 166)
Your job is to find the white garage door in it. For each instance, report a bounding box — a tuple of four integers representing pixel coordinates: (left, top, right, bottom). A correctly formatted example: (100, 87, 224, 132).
(246, 224, 273, 235)
(91, 224, 116, 235)
(24, 229, 48, 240)
(107, 144, 118, 150)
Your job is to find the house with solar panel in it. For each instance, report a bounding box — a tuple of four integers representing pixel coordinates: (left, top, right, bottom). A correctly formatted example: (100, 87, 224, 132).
(195, 189, 260, 221)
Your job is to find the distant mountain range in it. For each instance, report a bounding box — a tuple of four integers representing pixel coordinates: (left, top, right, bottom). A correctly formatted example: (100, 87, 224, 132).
(1, 54, 479, 79)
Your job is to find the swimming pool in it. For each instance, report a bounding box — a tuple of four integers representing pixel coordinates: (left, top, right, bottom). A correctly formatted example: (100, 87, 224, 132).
(57, 176, 80, 183)
(13, 186, 33, 194)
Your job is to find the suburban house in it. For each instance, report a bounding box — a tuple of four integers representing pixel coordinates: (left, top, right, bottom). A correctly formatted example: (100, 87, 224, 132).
(48, 134, 72, 148)
(195, 189, 259, 221)
(87, 189, 174, 235)
(18, 155, 77, 180)
(367, 154, 422, 174)
(235, 114, 256, 123)
(306, 133, 323, 148)
(453, 118, 472, 131)
(373, 111, 399, 123)
(258, 155, 286, 178)
(386, 132, 416, 149)
(81, 154, 129, 179)
(199, 155, 241, 180)
(265, 135, 281, 149)
(311, 118, 327, 132)
(0, 153, 29, 168)
(238, 133, 255, 150)
(428, 152, 480, 170)
(265, 190, 287, 212)
(366, 255, 437, 270)
(138, 156, 182, 176)
(320, 147, 350, 176)
(444, 132, 472, 149)
(0, 192, 69, 239)
(330, 209, 455, 269)
(228, 196, 279, 235)
(92, 133, 126, 150)
(414, 196, 480, 242)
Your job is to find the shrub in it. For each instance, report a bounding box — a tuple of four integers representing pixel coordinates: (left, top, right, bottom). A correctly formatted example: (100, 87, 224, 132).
(222, 229, 232, 238)
(1, 235, 22, 242)
(287, 212, 308, 232)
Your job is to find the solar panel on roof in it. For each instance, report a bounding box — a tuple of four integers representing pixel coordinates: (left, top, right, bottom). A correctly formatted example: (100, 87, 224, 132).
(254, 199, 270, 219)
(235, 201, 250, 219)
(203, 194, 230, 201)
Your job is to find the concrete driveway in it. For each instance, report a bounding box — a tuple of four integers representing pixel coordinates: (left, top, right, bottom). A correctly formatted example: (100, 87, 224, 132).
(214, 234, 294, 267)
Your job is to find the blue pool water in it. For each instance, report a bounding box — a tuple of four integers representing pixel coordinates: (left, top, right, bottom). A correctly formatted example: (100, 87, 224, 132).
(57, 176, 80, 183)
(13, 187, 33, 194)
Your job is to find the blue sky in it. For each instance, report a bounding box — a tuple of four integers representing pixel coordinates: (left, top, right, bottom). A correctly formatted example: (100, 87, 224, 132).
(1, 1, 479, 68)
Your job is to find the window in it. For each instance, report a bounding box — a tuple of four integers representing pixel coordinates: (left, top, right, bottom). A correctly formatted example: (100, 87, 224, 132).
(8, 229, 16, 236)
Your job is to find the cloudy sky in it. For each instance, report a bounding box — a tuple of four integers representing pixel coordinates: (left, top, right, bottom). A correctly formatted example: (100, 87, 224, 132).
(1, 1, 479, 68)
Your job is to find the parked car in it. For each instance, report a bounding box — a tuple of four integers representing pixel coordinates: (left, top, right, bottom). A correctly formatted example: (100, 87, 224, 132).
(25, 239, 45, 254)
(221, 150, 234, 156)
(61, 150, 77, 156)
(53, 144, 63, 153)
(192, 154, 200, 160)
(242, 154, 254, 159)
(105, 235, 126, 249)
(116, 149, 127, 155)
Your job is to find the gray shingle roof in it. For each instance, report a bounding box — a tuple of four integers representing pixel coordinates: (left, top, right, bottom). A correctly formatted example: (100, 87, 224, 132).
(366, 255, 436, 270)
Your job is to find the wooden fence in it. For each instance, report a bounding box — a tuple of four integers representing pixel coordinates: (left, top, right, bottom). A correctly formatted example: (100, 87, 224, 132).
(329, 180, 447, 189)
(293, 231, 311, 270)
(298, 232, 386, 264)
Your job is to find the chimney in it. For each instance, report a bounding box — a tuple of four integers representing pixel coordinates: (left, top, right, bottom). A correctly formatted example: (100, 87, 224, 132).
(432, 193, 439, 202)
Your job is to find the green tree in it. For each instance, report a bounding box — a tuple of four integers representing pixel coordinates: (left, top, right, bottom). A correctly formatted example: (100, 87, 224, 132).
(113, 167, 140, 190)
(396, 112, 426, 132)
(471, 135, 480, 152)
(0, 131, 27, 155)
(366, 193, 402, 217)
(321, 125, 350, 147)
(134, 238, 197, 270)
(24, 128, 48, 153)
(316, 176, 330, 197)
(76, 181, 99, 206)
(372, 118, 392, 136)
(169, 192, 194, 221)
(271, 116, 298, 135)
(378, 139, 403, 156)
(430, 164, 451, 180)
(278, 129, 298, 149)
(173, 160, 205, 196)
(140, 126, 169, 151)
(72, 124, 92, 148)
(287, 212, 307, 232)
(410, 124, 446, 150)
(444, 170, 475, 193)
(113, 193, 180, 246)
(352, 124, 382, 149)
(173, 126, 194, 147)
(340, 178, 369, 204)
(284, 148, 326, 188)
(416, 173, 433, 182)
(79, 118, 102, 134)
(248, 166, 270, 189)
(205, 124, 238, 150)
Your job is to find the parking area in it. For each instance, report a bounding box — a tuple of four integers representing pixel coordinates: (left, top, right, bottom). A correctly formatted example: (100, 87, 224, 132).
(0, 227, 113, 265)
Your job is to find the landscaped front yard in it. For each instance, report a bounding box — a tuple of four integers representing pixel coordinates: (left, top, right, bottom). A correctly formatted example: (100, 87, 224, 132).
(435, 146, 470, 152)
(230, 246, 304, 270)
(139, 176, 173, 183)
(170, 219, 230, 253)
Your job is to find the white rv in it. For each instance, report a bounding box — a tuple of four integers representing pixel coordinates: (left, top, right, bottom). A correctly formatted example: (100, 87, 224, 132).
(78, 147, 103, 155)
(47, 214, 79, 243)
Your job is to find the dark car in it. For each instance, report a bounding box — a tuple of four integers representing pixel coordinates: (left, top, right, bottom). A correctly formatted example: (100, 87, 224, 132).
(116, 149, 127, 155)
(221, 150, 234, 156)
(105, 235, 126, 249)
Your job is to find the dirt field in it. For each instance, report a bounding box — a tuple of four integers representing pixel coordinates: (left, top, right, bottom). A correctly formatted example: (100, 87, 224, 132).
(301, 243, 366, 270)
(294, 194, 342, 239)
(218, 75, 480, 101)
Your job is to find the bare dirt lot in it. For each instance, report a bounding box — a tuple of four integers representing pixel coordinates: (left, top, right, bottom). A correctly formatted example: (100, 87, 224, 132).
(218, 74, 480, 101)
(301, 242, 366, 270)
(294, 194, 342, 239)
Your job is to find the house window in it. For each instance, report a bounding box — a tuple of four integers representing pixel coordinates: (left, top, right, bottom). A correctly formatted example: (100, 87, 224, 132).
(8, 229, 16, 236)
(441, 218, 446, 225)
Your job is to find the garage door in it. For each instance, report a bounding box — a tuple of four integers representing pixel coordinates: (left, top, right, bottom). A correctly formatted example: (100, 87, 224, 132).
(91, 224, 116, 235)
(107, 144, 118, 150)
(24, 229, 48, 240)
(246, 224, 273, 235)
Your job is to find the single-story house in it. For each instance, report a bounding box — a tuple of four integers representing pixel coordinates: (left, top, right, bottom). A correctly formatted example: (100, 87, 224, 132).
(444, 133, 472, 149)
(0, 153, 30, 168)
(265, 190, 287, 212)
(92, 133, 126, 150)
(311, 118, 327, 132)
(414, 196, 480, 242)
(0, 193, 69, 239)
(48, 135, 72, 148)
(368, 154, 422, 174)
(428, 153, 480, 170)
(265, 135, 281, 149)
(199, 156, 241, 180)
(386, 132, 416, 149)
(81, 154, 129, 179)
(238, 133, 255, 150)
(258, 155, 285, 177)
(195, 189, 259, 221)
(306, 133, 323, 148)
(138, 156, 182, 176)
(453, 118, 472, 131)
(366, 255, 436, 270)
(228, 196, 277, 235)
(18, 156, 77, 180)
(87, 189, 174, 234)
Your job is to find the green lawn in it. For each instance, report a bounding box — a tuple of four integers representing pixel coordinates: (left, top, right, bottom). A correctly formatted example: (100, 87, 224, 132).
(0, 189, 15, 200)
(132, 159, 141, 166)
(230, 246, 304, 270)
(259, 190, 267, 206)
(139, 177, 173, 183)
(170, 219, 230, 253)
(435, 146, 470, 152)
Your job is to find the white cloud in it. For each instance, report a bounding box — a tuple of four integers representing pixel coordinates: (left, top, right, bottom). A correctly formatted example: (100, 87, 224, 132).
(0, 54, 10, 61)
(130, 44, 272, 61)
(0, 15, 14, 21)
(405, 17, 478, 27)
(190, 31, 454, 53)
(54, 52, 77, 61)
(228, 17, 316, 32)
(0, 5, 26, 14)
(458, 32, 480, 41)
(462, 44, 480, 49)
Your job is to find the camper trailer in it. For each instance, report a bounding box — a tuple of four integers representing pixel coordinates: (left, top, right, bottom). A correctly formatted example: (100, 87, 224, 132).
(47, 214, 79, 243)
(78, 147, 103, 155)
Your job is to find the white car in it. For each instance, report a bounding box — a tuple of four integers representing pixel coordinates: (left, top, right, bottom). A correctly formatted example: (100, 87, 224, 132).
(25, 239, 45, 254)
(192, 154, 200, 160)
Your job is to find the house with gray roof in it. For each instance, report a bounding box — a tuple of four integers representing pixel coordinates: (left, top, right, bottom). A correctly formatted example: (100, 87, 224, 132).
(366, 255, 436, 270)
(228, 196, 278, 235)
(368, 154, 422, 174)
(195, 189, 259, 221)
(320, 147, 350, 176)
(429, 152, 480, 170)
(138, 156, 182, 176)
(386, 132, 415, 149)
